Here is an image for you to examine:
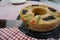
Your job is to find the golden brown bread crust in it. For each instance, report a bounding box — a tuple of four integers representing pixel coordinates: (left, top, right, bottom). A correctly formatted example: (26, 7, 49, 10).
(56, 12, 60, 17)
(28, 15, 59, 32)
(29, 21, 59, 32)
(20, 5, 60, 32)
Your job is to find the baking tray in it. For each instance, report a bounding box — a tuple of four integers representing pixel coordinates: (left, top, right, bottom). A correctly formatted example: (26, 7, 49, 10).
(17, 15, 60, 39)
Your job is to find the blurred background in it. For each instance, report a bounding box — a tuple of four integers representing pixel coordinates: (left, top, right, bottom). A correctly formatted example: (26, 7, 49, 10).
(0, 0, 60, 4)
(0, 0, 60, 6)
(33, 0, 60, 4)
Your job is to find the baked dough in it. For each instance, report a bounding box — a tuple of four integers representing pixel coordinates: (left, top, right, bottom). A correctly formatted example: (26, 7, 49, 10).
(20, 5, 60, 32)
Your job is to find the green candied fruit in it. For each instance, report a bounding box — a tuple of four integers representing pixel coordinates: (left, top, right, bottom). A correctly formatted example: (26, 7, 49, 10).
(24, 14, 32, 18)
(24, 14, 33, 24)
(37, 16, 40, 23)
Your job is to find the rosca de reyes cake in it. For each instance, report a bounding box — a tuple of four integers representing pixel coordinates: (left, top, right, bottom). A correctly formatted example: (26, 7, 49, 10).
(20, 5, 60, 32)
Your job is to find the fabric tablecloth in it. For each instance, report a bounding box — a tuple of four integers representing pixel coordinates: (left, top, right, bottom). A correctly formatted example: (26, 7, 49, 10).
(0, 27, 60, 40)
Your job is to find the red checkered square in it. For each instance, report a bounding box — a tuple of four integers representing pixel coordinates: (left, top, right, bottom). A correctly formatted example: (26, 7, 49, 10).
(0, 27, 59, 40)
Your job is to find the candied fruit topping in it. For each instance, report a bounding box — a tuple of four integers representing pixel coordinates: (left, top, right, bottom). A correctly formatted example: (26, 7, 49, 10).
(48, 7, 56, 12)
(22, 10, 28, 14)
(43, 16, 56, 21)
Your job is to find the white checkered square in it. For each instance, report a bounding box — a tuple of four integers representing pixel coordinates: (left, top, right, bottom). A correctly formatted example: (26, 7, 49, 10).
(0, 27, 59, 40)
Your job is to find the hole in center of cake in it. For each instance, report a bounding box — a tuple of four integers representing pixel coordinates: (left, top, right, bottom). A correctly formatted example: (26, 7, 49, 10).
(32, 8, 47, 16)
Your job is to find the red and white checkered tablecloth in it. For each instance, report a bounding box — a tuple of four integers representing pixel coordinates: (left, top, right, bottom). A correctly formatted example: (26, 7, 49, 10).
(0, 27, 60, 40)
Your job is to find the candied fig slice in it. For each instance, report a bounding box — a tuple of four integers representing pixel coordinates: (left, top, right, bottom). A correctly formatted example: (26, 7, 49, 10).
(43, 16, 56, 21)
(48, 7, 56, 12)
(22, 9, 28, 14)
(32, 5, 39, 6)
(48, 16, 56, 19)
